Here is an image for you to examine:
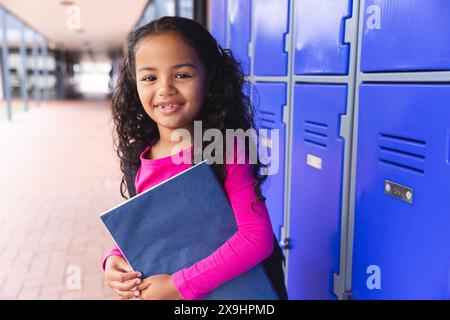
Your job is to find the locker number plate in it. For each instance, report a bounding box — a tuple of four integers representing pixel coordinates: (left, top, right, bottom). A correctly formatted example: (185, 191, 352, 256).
(384, 180, 413, 204)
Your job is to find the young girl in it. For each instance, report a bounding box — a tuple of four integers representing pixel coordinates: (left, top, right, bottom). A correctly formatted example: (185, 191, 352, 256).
(103, 16, 288, 300)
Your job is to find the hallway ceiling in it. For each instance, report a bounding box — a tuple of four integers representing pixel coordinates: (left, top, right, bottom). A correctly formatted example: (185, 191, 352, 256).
(0, 0, 148, 57)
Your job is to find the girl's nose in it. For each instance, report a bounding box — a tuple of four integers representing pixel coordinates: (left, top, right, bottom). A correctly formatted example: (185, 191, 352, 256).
(158, 80, 177, 96)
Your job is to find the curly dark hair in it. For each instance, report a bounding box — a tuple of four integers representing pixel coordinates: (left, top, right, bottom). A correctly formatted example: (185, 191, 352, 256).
(111, 16, 268, 207)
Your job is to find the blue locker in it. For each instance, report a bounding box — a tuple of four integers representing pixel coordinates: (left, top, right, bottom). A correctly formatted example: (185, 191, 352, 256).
(229, 0, 251, 75)
(361, 0, 450, 72)
(288, 84, 347, 299)
(352, 84, 450, 299)
(253, 83, 287, 241)
(209, 0, 227, 49)
(253, 0, 290, 76)
(294, 0, 352, 75)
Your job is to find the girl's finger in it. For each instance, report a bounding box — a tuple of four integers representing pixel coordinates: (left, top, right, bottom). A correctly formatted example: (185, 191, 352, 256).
(115, 289, 141, 299)
(137, 280, 151, 291)
(105, 256, 132, 272)
(110, 270, 142, 282)
(111, 278, 142, 291)
(115, 260, 134, 273)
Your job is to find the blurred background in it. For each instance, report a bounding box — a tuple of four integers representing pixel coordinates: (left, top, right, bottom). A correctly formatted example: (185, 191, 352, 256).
(0, 0, 205, 300)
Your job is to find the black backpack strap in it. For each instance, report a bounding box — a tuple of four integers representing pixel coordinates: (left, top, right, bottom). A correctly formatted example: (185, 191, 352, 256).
(263, 235, 289, 300)
(124, 162, 138, 198)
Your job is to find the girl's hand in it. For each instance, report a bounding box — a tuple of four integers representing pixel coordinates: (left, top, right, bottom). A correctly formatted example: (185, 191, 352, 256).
(104, 255, 142, 300)
(137, 274, 182, 300)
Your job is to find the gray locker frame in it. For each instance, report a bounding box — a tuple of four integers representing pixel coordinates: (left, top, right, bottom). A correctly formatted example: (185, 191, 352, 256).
(345, 0, 450, 300)
(289, 0, 360, 300)
(286, 0, 361, 300)
(280, 0, 361, 299)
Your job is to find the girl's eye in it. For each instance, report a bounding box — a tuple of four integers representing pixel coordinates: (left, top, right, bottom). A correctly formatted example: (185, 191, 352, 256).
(143, 75, 156, 82)
(176, 73, 191, 79)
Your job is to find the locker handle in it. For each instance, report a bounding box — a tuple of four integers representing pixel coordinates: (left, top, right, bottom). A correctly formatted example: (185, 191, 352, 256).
(341, 14, 354, 46)
(283, 32, 291, 54)
(248, 41, 253, 58)
(282, 104, 289, 125)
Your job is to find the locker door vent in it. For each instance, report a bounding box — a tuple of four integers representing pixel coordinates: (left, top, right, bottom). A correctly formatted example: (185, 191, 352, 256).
(304, 120, 328, 148)
(378, 133, 426, 174)
(258, 110, 276, 130)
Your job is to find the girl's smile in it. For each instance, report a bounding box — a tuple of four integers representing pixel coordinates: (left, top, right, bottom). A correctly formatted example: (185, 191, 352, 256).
(154, 101, 185, 115)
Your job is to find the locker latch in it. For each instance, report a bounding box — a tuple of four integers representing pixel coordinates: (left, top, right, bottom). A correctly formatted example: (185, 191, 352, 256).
(279, 237, 291, 250)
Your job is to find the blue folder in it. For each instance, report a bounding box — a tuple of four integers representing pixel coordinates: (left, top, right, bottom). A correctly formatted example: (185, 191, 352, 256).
(100, 161, 278, 300)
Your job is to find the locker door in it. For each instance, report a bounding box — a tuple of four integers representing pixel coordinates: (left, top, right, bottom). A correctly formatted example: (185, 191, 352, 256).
(229, 0, 251, 75)
(209, 0, 227, 48)
(294, 0, 352, 75)
(253, 0, 290, 76)
(361, 0, 450, 72)
(288, 84, 347, 299)
(352, 84, 450, 299)
(253, 83, 287, 241)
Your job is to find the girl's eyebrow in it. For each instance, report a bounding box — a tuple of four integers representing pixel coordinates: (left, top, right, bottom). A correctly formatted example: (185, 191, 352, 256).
(173, 63, 197, 69)
(137, 63, 197, 73)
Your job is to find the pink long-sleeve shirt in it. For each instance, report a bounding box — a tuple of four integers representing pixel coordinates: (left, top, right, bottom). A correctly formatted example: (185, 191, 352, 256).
(102, 143, 274, 300)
